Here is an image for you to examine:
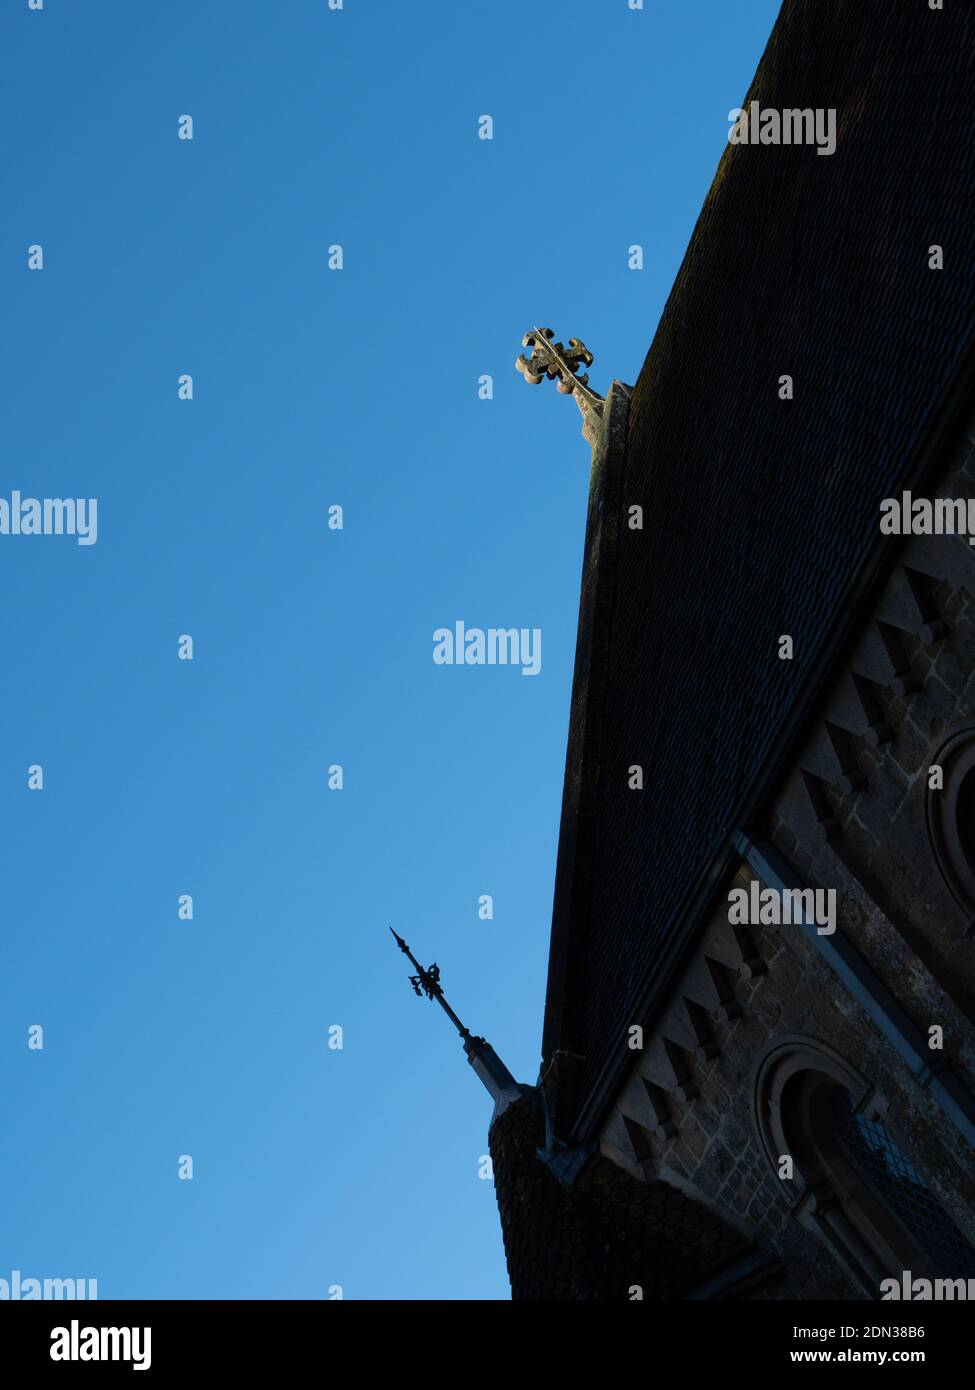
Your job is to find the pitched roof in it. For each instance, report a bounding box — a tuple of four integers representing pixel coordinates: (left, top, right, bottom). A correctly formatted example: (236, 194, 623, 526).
(543, 0, 975, 1137)
(490, 1091, 756, 1299)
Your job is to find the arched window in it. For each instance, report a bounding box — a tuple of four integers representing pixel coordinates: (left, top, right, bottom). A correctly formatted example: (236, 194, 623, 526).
(754, 1038, 975, 1292)
(832, 1090, 975, 1279)
(927, 729, 975, 932)
(955, 766, 975, 880)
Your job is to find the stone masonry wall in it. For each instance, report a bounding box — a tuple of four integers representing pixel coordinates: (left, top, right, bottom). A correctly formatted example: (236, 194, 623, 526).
(598, 410, 975, 1299)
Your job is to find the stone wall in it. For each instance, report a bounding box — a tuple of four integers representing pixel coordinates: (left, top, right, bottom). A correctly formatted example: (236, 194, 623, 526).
(597, 412, 975, 1299)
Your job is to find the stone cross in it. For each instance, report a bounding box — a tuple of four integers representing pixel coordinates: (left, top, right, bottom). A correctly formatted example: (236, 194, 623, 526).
(516, 327, 606, 445)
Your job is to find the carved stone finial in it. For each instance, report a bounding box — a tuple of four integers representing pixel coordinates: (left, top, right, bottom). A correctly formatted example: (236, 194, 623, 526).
(515, 327, 606, 445)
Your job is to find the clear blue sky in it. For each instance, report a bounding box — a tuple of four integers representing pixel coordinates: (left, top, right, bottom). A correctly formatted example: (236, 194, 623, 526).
(0, 0, 782, 1300)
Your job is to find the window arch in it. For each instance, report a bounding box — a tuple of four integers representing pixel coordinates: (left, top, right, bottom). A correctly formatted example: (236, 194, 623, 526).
(831, 1090, 975, 1278)
(754, 1037, 975, 1292)
(926, 728, 975, 933)
(955, 766, 975, 881)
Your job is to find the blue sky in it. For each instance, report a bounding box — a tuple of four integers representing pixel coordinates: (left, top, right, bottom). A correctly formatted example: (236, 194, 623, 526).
(0, 0, 781, 1300)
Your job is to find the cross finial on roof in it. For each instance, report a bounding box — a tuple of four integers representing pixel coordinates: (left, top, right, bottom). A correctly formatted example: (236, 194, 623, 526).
(516, 327, 606, 445)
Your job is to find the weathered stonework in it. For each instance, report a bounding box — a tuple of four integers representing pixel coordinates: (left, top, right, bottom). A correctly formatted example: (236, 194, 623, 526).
(597, 412, 975, 1299)
(491, 0, 975, 1300)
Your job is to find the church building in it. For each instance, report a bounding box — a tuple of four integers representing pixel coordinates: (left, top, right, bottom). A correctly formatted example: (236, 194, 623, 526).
(412, 0, 975, 1300)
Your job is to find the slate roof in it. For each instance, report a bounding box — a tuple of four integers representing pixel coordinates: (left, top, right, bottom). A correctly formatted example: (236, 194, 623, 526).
(490, 1090, 757, 1300)
(543, 0, 975, 1137)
